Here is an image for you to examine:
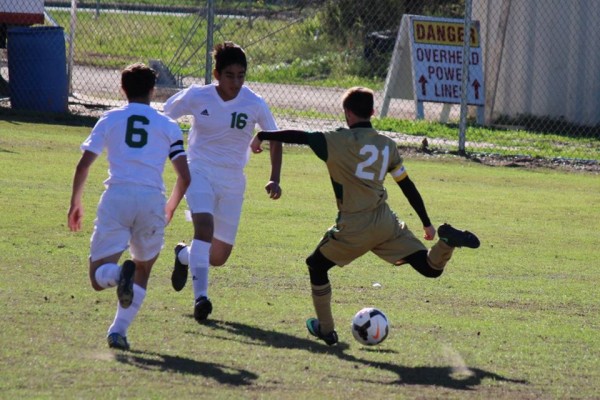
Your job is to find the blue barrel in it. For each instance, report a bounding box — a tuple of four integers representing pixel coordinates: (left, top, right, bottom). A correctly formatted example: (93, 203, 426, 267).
(7, 26, 68, 113)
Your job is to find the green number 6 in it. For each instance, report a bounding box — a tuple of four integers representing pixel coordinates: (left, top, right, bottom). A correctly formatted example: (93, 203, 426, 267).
(125, 115, 149, 148)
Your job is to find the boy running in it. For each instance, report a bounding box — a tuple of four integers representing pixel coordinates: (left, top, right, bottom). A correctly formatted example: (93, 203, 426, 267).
(68, 63, 191, 350)
(163, 42, 282, 323)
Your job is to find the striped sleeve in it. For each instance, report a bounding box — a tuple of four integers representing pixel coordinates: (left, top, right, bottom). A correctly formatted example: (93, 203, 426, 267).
(389, 163, 408, 182)
(169, 139, 186, 160)
(388, 145, 407, 181)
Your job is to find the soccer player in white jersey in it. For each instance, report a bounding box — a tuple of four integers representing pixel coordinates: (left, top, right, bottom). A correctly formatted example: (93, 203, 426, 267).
(68, 63, 191, 350)
(163, 42, 282, 323)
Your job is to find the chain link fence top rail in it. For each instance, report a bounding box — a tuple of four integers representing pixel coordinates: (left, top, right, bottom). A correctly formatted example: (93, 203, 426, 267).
(1, 0, 598, 167)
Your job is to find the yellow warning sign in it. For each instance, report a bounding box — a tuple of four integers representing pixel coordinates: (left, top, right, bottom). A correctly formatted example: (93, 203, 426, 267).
(412, 20, 479, 47)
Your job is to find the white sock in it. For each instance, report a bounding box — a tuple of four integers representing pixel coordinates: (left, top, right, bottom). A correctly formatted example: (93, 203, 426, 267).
(190, 239, 210, 299)
(94, 263, 120, 288)
(177, 245, 190, 265)
(108, 284, 146, 337)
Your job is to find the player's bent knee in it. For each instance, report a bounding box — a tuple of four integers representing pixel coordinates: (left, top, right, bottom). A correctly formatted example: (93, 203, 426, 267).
(307, 264, 329, 286)
(90, 280, 104, 291)
(210, 241, 233, 266)
(209, 255, 229, 266)
(422, 268, 444, 278)
(405, 250, 444, 278)
(306, 250, 335, 286)
(89, 269, 104, 291)
(413, 261, 444, 278)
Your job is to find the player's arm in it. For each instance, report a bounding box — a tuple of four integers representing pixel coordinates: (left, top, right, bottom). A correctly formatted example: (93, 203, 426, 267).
(395, 174, 435, 240)
(256, 103, 285, 200)
(252, 130, 313, 199)
(68, 150, 98, 232)
(251, 129, 309, 153)
(162, 87, 193, 119)
(252, 130, 328, 163)
(266, 139, 283, 200)
(165, 152, 191, 224)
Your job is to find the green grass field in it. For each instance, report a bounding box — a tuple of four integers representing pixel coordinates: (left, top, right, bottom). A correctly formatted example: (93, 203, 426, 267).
(0, 118, 599, 399)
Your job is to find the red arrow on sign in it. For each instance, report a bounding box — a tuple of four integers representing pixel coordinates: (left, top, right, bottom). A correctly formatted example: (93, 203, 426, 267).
(418, 75, 428, 96)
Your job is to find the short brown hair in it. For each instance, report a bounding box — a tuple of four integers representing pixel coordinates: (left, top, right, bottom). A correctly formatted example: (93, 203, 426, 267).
(341, 87, 374, 119)
(213, 41, 247, 73)
(121, 63, 157, 99)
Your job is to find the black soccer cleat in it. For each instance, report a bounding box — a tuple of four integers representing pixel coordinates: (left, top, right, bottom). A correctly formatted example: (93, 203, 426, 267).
(117, 260, 135, 308)
(171, 243, 188, 292)
(306, 318, 338, 346)
(194, 296, 213, 323)
(438, 223, 480, 248)
(107, 332, 130, 350)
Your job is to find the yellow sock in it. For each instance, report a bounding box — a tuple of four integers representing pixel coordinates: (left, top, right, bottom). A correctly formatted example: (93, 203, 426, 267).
(428, 240, 454, 270)
(311, 283, 334, 333)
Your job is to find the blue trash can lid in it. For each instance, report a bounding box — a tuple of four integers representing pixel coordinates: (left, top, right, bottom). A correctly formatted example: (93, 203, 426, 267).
(8, 26, 64, 34)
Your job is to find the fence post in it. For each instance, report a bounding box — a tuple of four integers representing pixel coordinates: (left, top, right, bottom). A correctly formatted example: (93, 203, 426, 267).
(204, 0, 214, 85)
(458, 0, 473, 155)
(68, 0, 77, 96)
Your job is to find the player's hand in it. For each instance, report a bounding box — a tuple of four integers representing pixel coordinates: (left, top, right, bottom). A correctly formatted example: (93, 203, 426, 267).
(251, 134, 263, 153)
(165, 205, 175, 225)
(265, 180, 282, 200)
(423, 225, 436, 241)
(68, 204, 83, 232)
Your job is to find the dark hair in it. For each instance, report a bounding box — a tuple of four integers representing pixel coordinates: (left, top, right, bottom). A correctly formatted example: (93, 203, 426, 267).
(121, 63, 157, 99)
(341, 87, 374, 119)
(213, 41, 247, 73)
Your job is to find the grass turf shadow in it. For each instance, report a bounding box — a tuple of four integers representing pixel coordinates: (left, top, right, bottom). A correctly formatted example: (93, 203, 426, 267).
(113, 349, 258, 386)
(197, 319, 529, 391)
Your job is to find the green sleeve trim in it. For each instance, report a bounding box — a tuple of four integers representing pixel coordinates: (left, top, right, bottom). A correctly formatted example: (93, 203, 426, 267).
(331, 178, 343, 204)
(306, 132, 328, 161)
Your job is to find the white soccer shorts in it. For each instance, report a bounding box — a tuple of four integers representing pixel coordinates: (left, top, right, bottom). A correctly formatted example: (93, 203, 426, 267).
(185, 163, 246, 245)
(90, 184, 166, 262)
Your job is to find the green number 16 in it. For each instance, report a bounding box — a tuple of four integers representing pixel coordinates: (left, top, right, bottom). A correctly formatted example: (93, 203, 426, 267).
(230, 112, 248, 129)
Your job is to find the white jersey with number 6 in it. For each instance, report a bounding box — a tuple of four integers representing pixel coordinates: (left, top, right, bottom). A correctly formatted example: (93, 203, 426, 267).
(163, 84, 277, 169)
(81, 102, 185, 192)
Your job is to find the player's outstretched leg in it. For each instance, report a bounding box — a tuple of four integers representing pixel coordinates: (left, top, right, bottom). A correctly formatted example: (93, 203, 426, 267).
(117, 260, 135, 308)
(194, 296, 213, 323)
(171, 243, 188, 291)
(306, 318, 338, 346)
(438, 224, 480, 248)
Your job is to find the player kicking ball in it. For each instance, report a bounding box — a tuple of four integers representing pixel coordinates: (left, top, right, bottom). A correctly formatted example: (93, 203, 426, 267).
(251, 87, 480, 346)
(68, 63, 191, 350)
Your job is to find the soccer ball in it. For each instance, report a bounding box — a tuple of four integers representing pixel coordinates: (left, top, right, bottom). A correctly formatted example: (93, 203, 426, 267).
(351, 307, 389, 345)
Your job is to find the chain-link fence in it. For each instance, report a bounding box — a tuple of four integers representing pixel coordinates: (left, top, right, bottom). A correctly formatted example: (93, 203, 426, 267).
(1, 0, 599, 166)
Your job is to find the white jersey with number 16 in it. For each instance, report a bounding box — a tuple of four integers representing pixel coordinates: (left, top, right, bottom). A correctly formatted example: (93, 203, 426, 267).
(163, 83, 277, 169)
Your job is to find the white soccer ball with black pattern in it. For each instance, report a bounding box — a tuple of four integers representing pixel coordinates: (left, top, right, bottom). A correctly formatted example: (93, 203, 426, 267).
(351, 307, 389, 345)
